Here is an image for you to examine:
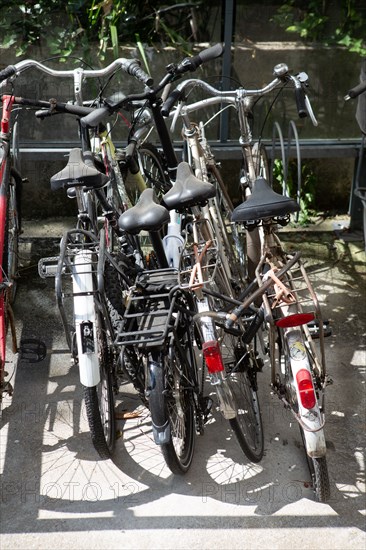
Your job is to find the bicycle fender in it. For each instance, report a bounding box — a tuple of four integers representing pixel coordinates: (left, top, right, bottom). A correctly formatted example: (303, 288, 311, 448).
(72, 250, 100, 387)
(286, 329, 326, 458)
(147, 357, 170, 445)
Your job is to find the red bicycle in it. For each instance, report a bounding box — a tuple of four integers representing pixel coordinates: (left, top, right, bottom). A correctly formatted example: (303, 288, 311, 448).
(0, 90, 23, 402)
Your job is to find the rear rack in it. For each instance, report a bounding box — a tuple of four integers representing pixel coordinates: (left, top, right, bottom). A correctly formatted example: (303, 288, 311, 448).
(39, 229, 113, 351)
(259, 251, 327, 378)
(114, 268, 190, 349)
(178, 217, 220, 289)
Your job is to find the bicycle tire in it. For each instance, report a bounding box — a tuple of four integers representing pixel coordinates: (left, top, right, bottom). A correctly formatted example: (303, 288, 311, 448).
(149, 327, 196, 475)
(3, 172, 21, 304)
(104, 253, 137, 334)
(83, 312, 116, 459)
(138, 143, 171, 196)
(300, 427, 330, 502)
(224, 337, 264, 463)
(208, 167, 245, 291)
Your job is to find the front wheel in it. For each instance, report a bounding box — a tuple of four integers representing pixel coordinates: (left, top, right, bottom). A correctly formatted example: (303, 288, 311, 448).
(83, 314, 116, 459)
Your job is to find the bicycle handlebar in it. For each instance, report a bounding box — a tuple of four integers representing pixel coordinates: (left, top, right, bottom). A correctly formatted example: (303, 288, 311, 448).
(0, 57, 152, 89)
(80, 44, 224, 128)
(344, 79, 366, 101)
(162, 67, 318, 125)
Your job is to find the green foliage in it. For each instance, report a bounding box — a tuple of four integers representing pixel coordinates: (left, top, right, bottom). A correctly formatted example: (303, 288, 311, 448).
(272, 0, 366, 57)
(272, 159, 317, 225)
(0, 0, 206, 60)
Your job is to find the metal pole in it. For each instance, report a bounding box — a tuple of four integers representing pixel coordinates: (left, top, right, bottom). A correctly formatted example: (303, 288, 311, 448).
(220, 0, 235, 143)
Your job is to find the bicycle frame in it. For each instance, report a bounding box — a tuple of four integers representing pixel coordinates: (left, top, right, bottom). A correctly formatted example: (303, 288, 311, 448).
(0, 95, 19, 400)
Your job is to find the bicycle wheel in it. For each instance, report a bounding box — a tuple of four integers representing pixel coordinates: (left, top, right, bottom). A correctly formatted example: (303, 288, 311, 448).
(138, 143, 171, 196)
(2, 172, 21, 304)
(220, 330, 264, 463)
(148, 319, 196, 474)
(83, 312, 116, 459)
(300, 428, 330, 502)
(208, 166, 245, 291)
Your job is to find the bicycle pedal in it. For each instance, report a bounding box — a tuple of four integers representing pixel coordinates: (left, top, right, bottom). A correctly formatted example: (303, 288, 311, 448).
(307, 319, 332, 338)
(38, 257, 61, 278)
(200, 395, 213, 422)
(19, 338, 47, 363)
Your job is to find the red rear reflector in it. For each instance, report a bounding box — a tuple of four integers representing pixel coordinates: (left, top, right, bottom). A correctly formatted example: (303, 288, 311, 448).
(296, 368, 316, 409)
(276, 313, 315, 328)
(202, 340, 225, 373)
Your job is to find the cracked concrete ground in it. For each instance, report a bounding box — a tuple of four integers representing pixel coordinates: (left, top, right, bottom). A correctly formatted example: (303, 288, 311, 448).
(0, 217, 365, 550)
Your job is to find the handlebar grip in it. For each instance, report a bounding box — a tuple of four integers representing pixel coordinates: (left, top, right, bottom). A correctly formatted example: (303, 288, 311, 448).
(126, 61, 153, 86)
(0, 65, 16, 82)
(177, 43, 224, 73)
(80, 106, 111, 128)
(295, 85, 308, 118)
(345, 80, 366, 100)
(161, 89, 183, 117)
(195, 43, 224, 67)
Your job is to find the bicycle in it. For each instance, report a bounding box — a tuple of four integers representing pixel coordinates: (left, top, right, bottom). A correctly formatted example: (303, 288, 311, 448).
(80, 43, 249, 472)
(104, 44, 264, 467)
(162, 61, 331, 500)
(0, 87, 23, 404)
(0, 56, 165, 455)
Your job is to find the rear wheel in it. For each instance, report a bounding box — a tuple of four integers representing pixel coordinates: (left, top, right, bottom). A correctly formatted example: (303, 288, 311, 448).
(300, 427, 330, 502)
(148, 314, 197, 474)
(225, 341, 264, 463)
(83, 313, 116, 459)
(311, 456, 331, 502)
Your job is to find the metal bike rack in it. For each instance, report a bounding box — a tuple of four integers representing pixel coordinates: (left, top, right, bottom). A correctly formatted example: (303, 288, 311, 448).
(271, 120, 302, 222)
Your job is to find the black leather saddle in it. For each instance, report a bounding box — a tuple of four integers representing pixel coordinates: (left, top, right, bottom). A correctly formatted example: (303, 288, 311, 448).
(232, 177, 300, 223)
(50, 148, 108, 191)
(118, 188, 170, 235)
(162, 161, 216, 211)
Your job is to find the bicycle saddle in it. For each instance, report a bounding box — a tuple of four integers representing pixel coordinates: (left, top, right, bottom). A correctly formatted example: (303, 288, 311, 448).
(231, 177, 300, 223)
(50, 148, 108, 191)
(162, 161, 216, 211)
(118, 188, 170, 235)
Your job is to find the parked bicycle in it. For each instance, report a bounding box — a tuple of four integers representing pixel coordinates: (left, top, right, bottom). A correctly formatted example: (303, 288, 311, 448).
(83, 46, 263, 473)
(0, 82, 24, 404)
(0, 56, 166, 453)
(160, 60, 331, 501)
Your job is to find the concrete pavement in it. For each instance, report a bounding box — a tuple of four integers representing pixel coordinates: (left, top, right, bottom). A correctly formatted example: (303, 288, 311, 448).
(0, 217, 365, 549)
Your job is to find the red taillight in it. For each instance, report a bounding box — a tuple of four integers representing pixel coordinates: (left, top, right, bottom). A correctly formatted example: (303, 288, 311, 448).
(296, 369, 316, 409)
(202, 340, 224, 373)
(276, 313, 315, 328)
